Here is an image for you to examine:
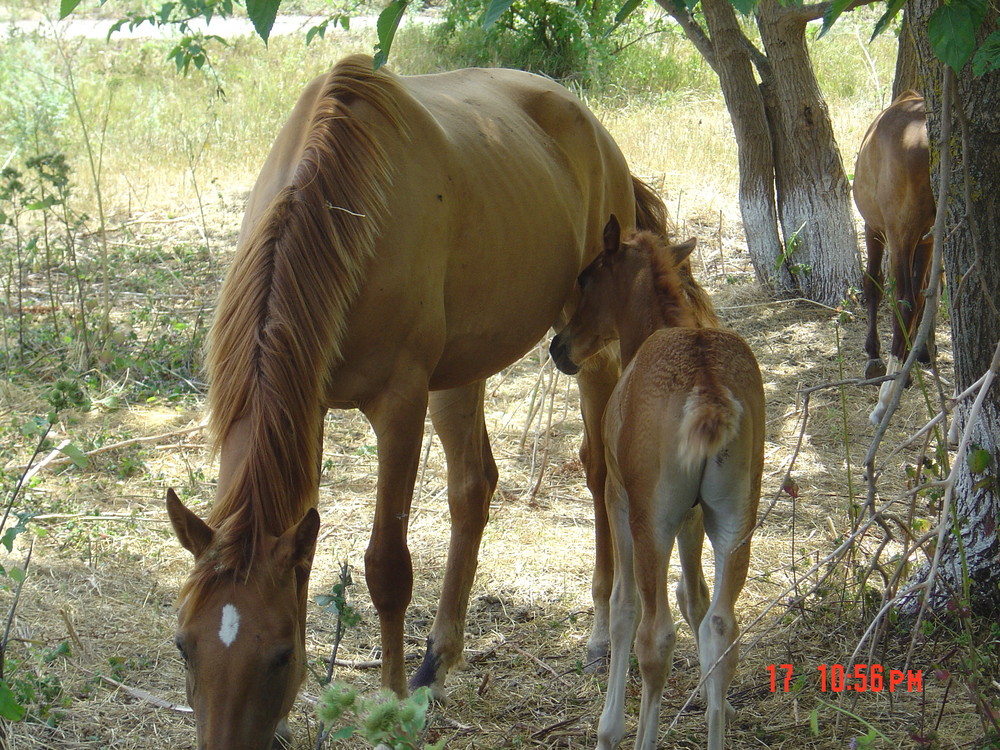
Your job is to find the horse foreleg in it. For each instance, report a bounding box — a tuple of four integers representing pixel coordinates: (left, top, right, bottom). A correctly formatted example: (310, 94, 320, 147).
(410, 382, 497, 698)
(596, 477, 636, 750)
(863, 224, 887, 379)
(577, 351, 619, 668)
(362, 389, 430, 698)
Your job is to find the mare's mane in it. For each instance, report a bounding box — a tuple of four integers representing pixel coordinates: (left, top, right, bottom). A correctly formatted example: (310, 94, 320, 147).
(194, 56, 406, 585)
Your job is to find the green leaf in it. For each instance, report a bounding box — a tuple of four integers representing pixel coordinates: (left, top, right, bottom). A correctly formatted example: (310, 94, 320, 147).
(59, 443, 89, 469)
(0, 681, 25, 722)
(246, 0, 280, 42)
(809, 707, 819, 735)
(8, 568, 25, 584)
(871, 0, 908, 40)
(613, 0, 644, 26)
(730, 0, 757, 16)
(330, 726, 355, 740)
(973, 30, 1000, 76)
(967, 446, 994, 474)
(817, 0, 854, 39)
(928, 2, 978, 72)
(482, 0, 514, 28)
(373, 0, 407, 69)
(60, 0, 84, 19)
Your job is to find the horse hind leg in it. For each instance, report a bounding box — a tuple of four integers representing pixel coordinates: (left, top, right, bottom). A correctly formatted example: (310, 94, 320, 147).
(410, 381, 497, 698)
(698, 484, 755, 750)
(675, 504, 710, 644)
(862, 224, 887, 379)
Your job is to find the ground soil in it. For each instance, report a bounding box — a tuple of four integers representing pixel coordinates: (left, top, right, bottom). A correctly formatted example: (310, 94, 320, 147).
(0, 185, 977, 750)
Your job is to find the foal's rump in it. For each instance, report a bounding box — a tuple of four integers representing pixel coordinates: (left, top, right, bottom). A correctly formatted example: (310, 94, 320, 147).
(614, 327, 764, 502)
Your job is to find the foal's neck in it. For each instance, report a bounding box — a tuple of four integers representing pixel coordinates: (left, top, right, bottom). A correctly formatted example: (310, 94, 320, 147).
(617, 264, 695, 366)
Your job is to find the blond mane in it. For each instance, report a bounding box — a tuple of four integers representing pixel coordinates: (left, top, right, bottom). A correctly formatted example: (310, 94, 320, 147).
(628, 231, 720, 330)
(199, 56, 406, 577)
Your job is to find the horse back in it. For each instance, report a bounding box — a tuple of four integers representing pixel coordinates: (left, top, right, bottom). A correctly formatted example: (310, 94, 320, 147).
(853, 91, 934, 240)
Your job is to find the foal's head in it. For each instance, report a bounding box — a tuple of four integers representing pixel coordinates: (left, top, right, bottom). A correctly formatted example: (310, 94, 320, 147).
(167, 489, 320, 750)
(550, 215, 701, 374)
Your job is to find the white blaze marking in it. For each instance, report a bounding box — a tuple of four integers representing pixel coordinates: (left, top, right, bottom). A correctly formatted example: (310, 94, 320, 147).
(219, 604, 241, 647)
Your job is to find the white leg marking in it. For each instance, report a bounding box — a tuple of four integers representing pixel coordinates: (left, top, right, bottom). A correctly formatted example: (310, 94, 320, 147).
(219, 604, 241, 647)
(870, 355, 901, 426)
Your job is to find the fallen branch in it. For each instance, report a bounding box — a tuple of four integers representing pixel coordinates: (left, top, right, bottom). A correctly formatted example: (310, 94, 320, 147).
(14, 420, 206, 482)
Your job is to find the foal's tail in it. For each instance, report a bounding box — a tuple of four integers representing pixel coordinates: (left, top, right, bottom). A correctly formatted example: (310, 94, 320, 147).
(677, 386, 743, 470)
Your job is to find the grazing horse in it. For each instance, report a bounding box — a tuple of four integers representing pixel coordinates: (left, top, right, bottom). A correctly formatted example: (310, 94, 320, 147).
(853, 90, 935, 425)
(165, 54, 668, 749)
(550, 217, 764, 750)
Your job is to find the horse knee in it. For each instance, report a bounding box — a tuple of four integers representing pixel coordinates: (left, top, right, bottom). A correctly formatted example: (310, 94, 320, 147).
(365, 546, 413, 615)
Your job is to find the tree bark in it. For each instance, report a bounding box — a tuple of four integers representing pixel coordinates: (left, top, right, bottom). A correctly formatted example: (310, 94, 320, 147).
(698, 0, 791, 292)
(754, 0, 859, 307)
(892, 9, 920, 98)
(909, 0, 1000, 614)
(660, 0, 859, 306)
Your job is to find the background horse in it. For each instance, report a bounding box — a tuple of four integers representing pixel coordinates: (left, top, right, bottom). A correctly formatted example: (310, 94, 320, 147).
(550, 217, 764, 750)
(853, 90, 935, 425)
(165, 54, 666, 748)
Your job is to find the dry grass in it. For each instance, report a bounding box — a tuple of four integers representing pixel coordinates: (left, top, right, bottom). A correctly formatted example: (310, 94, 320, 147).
(0, 17, 985, 750)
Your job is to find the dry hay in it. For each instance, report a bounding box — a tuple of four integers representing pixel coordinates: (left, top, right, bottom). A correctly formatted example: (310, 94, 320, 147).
(0, 194, 982, 750)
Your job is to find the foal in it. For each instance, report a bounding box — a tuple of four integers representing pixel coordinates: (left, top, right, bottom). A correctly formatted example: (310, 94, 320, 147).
(550, 217, 764, 750)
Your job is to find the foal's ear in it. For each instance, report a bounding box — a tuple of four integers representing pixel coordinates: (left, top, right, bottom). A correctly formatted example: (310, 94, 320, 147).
(603, 215, 622, 255)
(276, 508, 321, 571)
(166, 488, 215, 558)
(671, 237, 698, 265)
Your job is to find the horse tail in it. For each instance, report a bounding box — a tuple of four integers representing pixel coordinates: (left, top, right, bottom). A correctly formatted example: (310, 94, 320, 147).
(677, 385, 743, 470)
(631, 174, 673, 240)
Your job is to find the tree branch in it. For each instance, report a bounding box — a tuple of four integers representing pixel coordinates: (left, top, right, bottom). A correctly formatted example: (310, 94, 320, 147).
(655, 0, 718, 73)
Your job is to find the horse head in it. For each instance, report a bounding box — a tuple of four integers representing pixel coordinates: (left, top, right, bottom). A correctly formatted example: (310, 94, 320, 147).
(166, 489, 320, 750)
(550, 215, 699, 373)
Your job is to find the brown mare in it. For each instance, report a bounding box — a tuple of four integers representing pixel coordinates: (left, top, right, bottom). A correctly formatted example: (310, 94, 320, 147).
(165, 54, 668, 749)
(853, 90, 935, 425)
(550, 217, 764, 750)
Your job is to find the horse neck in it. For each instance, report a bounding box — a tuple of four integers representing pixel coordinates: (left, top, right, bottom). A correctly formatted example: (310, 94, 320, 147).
(616, 264, 697, 367)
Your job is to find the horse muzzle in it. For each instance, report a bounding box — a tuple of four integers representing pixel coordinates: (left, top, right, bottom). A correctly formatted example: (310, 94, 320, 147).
(549, 335, 580, 375)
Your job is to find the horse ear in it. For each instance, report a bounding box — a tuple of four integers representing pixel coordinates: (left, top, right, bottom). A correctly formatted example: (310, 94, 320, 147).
(276, 508, 321, 571)
(603, 215, 622, 255)
(671, 237, 697, 264)
(166, 488, 214, 558)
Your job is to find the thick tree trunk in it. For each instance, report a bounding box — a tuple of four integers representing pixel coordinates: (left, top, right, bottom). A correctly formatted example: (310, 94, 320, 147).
(662, 0, 858, 306)
(699, 0, 791, 293)
(754, 0, 859, 307)
(892, 10, 919, 98)
(908, 0, 1000, 614)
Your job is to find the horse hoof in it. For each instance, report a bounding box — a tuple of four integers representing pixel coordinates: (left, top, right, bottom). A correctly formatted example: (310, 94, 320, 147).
(865, 358, 886, 380)
(584, 644, 610, 674)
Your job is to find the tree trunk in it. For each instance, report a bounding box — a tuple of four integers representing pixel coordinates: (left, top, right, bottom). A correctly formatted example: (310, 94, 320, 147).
(699, 0, 792, 293)
(909, 0, 1000, 614)
(892, 9, 919, 98)
(660, 0, 858, 306)
(754, 0, 859, 307)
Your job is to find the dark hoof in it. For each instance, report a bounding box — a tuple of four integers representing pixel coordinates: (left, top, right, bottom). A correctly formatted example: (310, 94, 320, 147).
(584, 645, 610, 674)
(865, 358, 886, 380)
(408, 639, 447, 702)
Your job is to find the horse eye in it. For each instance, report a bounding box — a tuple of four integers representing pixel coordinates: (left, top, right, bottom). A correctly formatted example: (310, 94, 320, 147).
(271, 647, 294, 672)
(175, 637, 189, 663)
